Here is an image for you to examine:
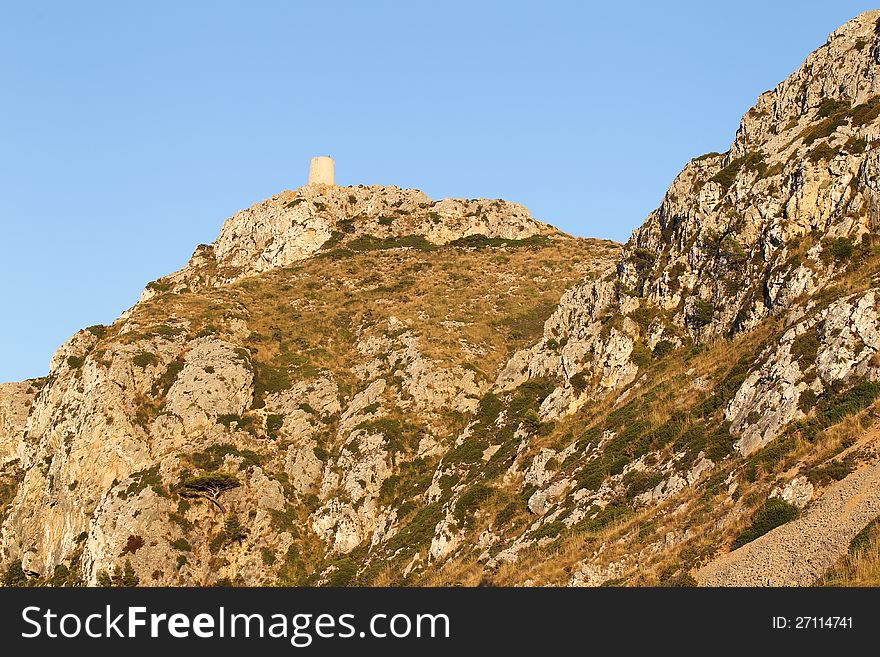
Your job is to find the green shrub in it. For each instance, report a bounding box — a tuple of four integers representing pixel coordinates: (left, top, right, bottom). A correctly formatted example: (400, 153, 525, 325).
(827, 237, 853, 261)
(664, 571, 697, 587)
(327, 558, 357, 586)
(569, 371, 588, 393)
(798, 379, 880, 440)
(170, 538, 192, 552)
(386, 502, 442, 556)
(630, 341, 652, 368)
(449, 234, 550, 249)
(529, 520, 565, 541)
(790, 331, 819, 370)
(86, 324, 107, 338)
(454, 484, 494, 526)
(260, 547, 277, 566)
(808, 142, 838, 163)
(849, 96, 880, 126)
(495, 501, 520, 527)
(252, 361, 291, 408)
(133, 352, 158, 368)
(152, 358, 185, 397)
(732, 498, 799, 549)
(622, 470, 664, 500)
(849, 517, 880, 554)
(446, 438, 488, 465)
(521, 408, 542, 429)
(574, 503, 632, 533)
(688, 299, 715, 327)
(217, 414, 251, 429)
(190, 444, 261, 471)
(223, 513, 247, 543)
(806, 459, 853, 486)
(629, 248, 656, 272)
(66, 355, 84, 369)
(816, 97, 850, 119)
(265, 414, 284, 432)
(2, 559, 27, 587)
(346, 235, 436, 252)
(652, 340, 675, 359)
(798, 389, 818, 413)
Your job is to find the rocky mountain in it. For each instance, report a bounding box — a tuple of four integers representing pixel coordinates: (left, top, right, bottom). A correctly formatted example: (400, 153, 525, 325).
(4, 11, 880, 587)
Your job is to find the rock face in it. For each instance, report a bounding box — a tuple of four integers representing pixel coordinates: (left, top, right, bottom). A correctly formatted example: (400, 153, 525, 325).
(5, 11, 880, 588)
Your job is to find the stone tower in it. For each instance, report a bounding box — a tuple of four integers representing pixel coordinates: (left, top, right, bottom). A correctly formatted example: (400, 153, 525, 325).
(308, 156, 335, 186)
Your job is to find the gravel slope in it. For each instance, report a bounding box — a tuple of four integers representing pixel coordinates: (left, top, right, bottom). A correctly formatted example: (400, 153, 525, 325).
(697, 462, 880, 586)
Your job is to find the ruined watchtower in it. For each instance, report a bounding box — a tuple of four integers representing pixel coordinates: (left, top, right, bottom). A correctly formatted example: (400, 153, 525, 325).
(308, 156, 335, 186)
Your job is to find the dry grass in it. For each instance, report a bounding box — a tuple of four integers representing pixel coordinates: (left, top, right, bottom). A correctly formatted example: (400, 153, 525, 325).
(818, 519, 880, 586)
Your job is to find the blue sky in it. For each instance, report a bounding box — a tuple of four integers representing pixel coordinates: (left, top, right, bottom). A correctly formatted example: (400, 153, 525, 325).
(2, 1, 878, 381)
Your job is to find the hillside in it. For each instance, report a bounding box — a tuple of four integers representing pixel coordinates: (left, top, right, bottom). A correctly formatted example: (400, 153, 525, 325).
(5, 10, 880, 587)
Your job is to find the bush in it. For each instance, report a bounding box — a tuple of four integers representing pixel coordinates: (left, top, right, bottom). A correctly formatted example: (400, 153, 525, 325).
(170, 538, 192, 552)
(816, 97, 850, 119)
(122, 535, 144, 555)
(327, 558, 357, 586)
(454, 484, 494, 526)
(252, 361, 291, 408)
(190, 444, 261, 471)
(849, 517, 880, 554)
(260, 547, 277, 566)
(521, 408, 542, 429)
(569, 371, 588, 393)
(732, 498, 799, 549)
(529, 520, 565, 541)
(630, 341, 652, 368)
(66, 355, 84, 369)
(266, 414, 284, 433)
(346, 235, 436, 252)
(798, 379, 880, 440)
(449, 234, 550, 249)
(152, 358, 185, 397)
(849, 96, 880, 126)
(223, 513, 248, 543)
(664, 571, 697, 587)
(109, 559, 140, 587)
(652, 340, 675, 359)
(806, 459, 853, 486)
(2, 559, 27, 587)
(688, 299, 715, 327)
(574, 503, 632, 533)
(790, 331, 819, 370)
(798, 389, 817, 413)
(133, 352, 158, 368)
(808, 142, 838, 163)
(623, 471, 664, 500)
(827, 237, 854, 261)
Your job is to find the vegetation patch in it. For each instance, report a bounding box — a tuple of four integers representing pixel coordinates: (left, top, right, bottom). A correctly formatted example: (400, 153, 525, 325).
(732, 498, 799, 549)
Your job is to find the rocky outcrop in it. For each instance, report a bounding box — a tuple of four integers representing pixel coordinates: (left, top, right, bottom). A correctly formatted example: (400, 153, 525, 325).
(727, 289, 880, 454)
(140, 185, 559, 302)
(0, 381, 38, 464)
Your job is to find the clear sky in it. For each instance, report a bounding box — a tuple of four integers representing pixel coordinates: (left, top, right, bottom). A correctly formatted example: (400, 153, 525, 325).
(2, 1, 878, 382)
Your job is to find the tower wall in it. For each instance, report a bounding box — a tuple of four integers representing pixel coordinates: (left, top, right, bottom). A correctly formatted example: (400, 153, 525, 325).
(308, 156, 335, 186)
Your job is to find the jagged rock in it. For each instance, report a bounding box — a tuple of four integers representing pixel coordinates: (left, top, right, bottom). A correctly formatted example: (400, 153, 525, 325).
(770, 476, 814, 508)
(164, 339, 255, 434)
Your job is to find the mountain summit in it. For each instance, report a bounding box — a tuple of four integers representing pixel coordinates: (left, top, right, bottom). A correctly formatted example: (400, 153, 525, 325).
(4, 11, 880, 588)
